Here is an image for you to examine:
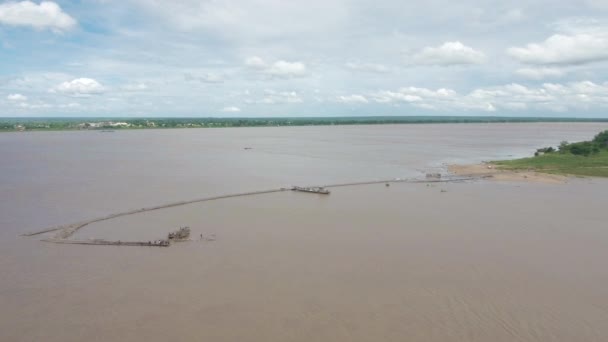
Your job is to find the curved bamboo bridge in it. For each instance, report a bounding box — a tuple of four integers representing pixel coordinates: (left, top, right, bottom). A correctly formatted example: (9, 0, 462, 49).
(22, 175, 487, 247)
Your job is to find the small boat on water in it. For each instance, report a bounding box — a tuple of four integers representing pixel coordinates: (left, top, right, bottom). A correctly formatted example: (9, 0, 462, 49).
(292, 186, 330, 194)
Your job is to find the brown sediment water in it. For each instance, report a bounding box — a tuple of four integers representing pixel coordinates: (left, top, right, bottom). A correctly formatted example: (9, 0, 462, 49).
(24, 176, 481, 243)
(22, 188, 289, 239)
(2, 123, 608, 342)
(51, 180, 608, 342)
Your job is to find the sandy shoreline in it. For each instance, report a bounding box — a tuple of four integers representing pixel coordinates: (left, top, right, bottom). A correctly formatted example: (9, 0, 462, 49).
(448, 163, 569, 184)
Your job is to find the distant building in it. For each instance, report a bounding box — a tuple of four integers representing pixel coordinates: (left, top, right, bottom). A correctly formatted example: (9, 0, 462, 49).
(108, 122, 130, 127)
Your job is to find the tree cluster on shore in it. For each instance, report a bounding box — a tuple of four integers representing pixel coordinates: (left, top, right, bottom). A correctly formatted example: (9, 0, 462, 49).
(536, 130, 608, 157)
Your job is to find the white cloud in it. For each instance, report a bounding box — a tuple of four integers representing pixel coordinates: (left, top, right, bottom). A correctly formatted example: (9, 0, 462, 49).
(51, 78, 105, 96)
(246, 90, 303, 104)
(550, 17, 602, 35)
(221, 106, 241, 112)
(17, 102, 52, 109)
(267, 60, 307, 77)
(370, 81, 608, 112)
(471, 82, 606, 110)
(508, 32, 608, 65)
(516, 67, 565, 80)
(130, 0, 349, 40)
(244, 56, 267, 69)
(245, 57, 307, 78)
(371, 86, 497, 111)
(345, 62, 389, 73)
(0, 1, 76, 31)
(371, 87, 456, 104)
(502, 8, 524, 23)
(184, 73, 223, 83)
(59, 102, 81, 108)
(2, 72, 71, 91)
(4, 2, 608, 117)
(373, 91, 422, 103)
(410, 41, 486, 66)
(337, 94, 369, 103)
(121, 83, 148, 91)
(585, 0, 608, 10)
(7, 93, 27, 101)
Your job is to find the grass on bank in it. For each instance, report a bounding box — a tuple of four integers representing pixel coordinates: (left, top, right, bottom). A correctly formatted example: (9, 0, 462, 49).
(494, 150, 608, 177)
(494, 130, 608, 177)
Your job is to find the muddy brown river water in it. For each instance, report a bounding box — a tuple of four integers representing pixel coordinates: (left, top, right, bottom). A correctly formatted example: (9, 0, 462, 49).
(1, 123, 608, 341)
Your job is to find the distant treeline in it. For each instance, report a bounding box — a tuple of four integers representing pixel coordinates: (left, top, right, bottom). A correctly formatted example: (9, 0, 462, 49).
(1, 116, 608, 132)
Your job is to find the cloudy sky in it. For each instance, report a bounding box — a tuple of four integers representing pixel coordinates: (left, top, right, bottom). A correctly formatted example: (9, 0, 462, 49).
(1, 0, 608, 117)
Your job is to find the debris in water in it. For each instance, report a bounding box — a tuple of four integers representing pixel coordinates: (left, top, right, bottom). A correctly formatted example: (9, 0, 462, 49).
(168, 226, 190, 241)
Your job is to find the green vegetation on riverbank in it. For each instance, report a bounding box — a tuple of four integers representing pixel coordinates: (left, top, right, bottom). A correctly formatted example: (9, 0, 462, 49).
(495, 130, 608, 177)
(1, 116, 607, 132)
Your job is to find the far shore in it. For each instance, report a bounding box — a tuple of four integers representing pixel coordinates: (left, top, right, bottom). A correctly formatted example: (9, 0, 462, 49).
(2, 116, 608, 133)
